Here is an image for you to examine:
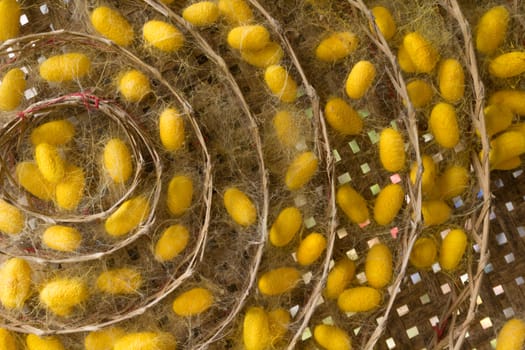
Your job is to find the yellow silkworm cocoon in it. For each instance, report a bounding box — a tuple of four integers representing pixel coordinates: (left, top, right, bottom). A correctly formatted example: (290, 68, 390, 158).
(16, 162, 55, 201)
(429, 102, 460, 149)
(409, 155, 436, 196)
(406, 79, 433, 108)
(314, 324, 352, 350)
(90, 6, 134, 46)
(154, 224, 190, 262)
(345, 60, 376, 99)
(489, 90, 525, 116)
(39, 53, 91, 83)
(118, 70, 151, 102)
(296, 232, 327, 266)
(272, 110, 299, 147)
(241, 42, 283, 68)
(243, 307, 270, 350)
(143, 20, 184, 52)
(218, 0, 253, 24)
(223, 187, 257, 226)
(337, 287, 381, 312)
(159, 108, 185, 152)
(409, 237, 437, 269)
(56, 164, 85, 210)
(438, 59, 465, 102)
(379, 128, 405, 172)
(31, 119, 75, 146)
(85, 327, 126, 350)
(324, 257, 355, 299)
(42, 225, 82, 252)
(439, 228, 467, 271)
(258, 267, 300, 296)
(493, 156, 521, 171)
(0, 257, 31, 309)
(475, 6, 509, 55)
(227, 25, 269, 51)
(264, 65, 298, 103)
(285, 151, 318, 190)
(26, 334, 65, 350)
(489, 131, 525, 166)
(482, 104, 513, 138)
(397, 43, 416, 73)
(437, 165, 469, 200)
(0, 67, 25, 111)
(0, 0, 20, 41)
(374, 184, 404, 226)
(172, 287, 213, 316)
(105, 196, 150, 237)
(97, 268, 142, 294)
(489, 51, 525, 78)
(0, 328, 16, 350)
(315, 31, 359, 63)
(103, 138, 132, 184)
(496, 318, 525, 350)
(371, 6, 396, 40)
(421, 200, 451, 226)
(269, 206, 302, 247)
(365, 243, 392, 288)
(182, 2, 219, 27)
(268, 308, 290, 345)
(167, 175, 193, 216)
(113, 332, 177, 350)
(40, 278, 88, 316)
(336, 184, 369, 224)
(0, 199, 24, 235)
(35, 142, 66, 183)
(324, 97, 363, 135)
(403, 32, 439, 73)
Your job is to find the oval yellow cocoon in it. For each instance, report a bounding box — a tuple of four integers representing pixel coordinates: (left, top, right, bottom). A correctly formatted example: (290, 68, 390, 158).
(345, 60, 376, 99)
(40, 278, 88, 316)
(0, 67, 25, 111)
(0, 257, 31, 309)
(406, 79, 433, 108)
(159, 108, 185, 151)
(243, 307, 270, 350)
(272, 110, 299, 147)
(143, 20, 184, 52)
(496, 318, 525, 350)
(35, 142, 66, 184)
(438, 59, 464, 102)
(296, 232, 327, 266)
(365, 243, 392, 289)
(118, 70, 151, 102)
(493, 156, 522, 170)
(113, 332, 176, 350)
(379, 128, 405, 172)
(172, 287, 213, 316)
(85, 327, 126, 350)
(436, 165, 469, 200)
(315, 31, 359, 63)
(182, 2, 219, 27)
(241, 41, 283, 68)
(90, 6, 134, 46)
(403, 32, 439, 73)
(409, 237, 437, 269)
(166, 175, 193, 216)
(285, 151, 318, 190)
(371, 6, 396, 40)
(42, 225, 82, 252)
(337, 286, 381, 312)
(264, 65, 298, 103)
(421, 200, 451, 226)
(374, 183, 404, 226)
(227, 25, 269, 51)
(223, 187, 257, 226)
(429, 102, 460, 148)
(258, 267, 300, 296)
(336, 184, 369, 224)
(268, 308, 290, 345)
(489, 90, 525, 116)
(324, 97, 363, 135)
(489, 131, 525, 166)
(0, 328, 16, 350)
(483, 104, 513, 138)
(324, 257, 355, 299)
(314, 324, 352, 350)
(439, 228, 467, 271)
(55, 164, 85, 211)
(218, 0, 253, 24)
(475, 6, 509, 55)
(489, 51, 525, 78)
(0, 199, 24, 235)
(103, 138, 132, 184)
(31, 119, 75, 146)
(26, 334, 65, 350)
(269, 206, 302, 247)
(409, 155, 437, 195)
(155, 224, 190, 262)
(0, 0, 20, 41)
(97, 268, 142, 294)
(105, 196, 150, 237)
(40, 53, 91, 83)
(397, 43, 416, 73)
(16, 162, 55, 201)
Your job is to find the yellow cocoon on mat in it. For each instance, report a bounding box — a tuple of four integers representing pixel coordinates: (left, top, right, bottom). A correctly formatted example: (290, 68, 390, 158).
(285, 151, 318, 190)
(172, 287, 213, 316)
(336, 184, 369, 224)
(0, 68, 25, 111)
(227, 25, 269, 51)
(113, 332, 176, 350)
(143, 20, 184, 52)
(85, 327, 126, 350)
(39, 277, 88, 316)
(269, 206, 302, 247)
(496, 318, 525, 350)
(258, 267, 300, 296)
(315, 31, 358, 63)
(0, 0, 20, 41)
(39, 53, 91, 83)
(379, 128, 405, 172)
(0, 257, 32, 309)
(264, 65, 298, 103)
(324, 257, 355, 299)
(31, 119, 75, 146)
(365, 243, 392, 289)
(337, 286, 381, 312)
(182, 2, 219, 27)
(90, 6, 134, 46)
(475, 5, 509, 55)
(314, 324, 352, 350)
(105, 196, 150, 237)
(223, 187, 257, 226)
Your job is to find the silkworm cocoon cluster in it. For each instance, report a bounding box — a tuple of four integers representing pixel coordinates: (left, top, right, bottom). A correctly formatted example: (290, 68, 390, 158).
(97, 268, 142, 294)
(55, 164, 85, 210)
(39, 53, 91, 83)
(285, 151, 318, 190)
(296, 232, 326, 266)
(105, 196, 150, 237)
(182, 2, 219, 27)
(272, 110, 299, 147)
(31, 119, 75, 146)
(475, 6, 509, 55)
(365, 243, 392, 289)
(406, 79, 433, 108)
(154, 224, 189, 262)
(324, 97, 363, 135)
(336, 184, 369, 224)
(0, 0, 20, 41)
(374, 184, 404, 226)
(436, 165, 469, 200)
(438, 59, 465, 102)
(26, 334, 65, 350)
(315, 31, 359, 63)
(159, 108, 185, 152)
(118, 70, 151, 102)
(402, 32, 439, 73)
(489, 90, 525, 116)
(371, 6, 396, 40)
(489, 52, 525, 78)
(268, 308, 290, 345)
(409, 237, 437, 269)
(409, 155, 437, 196)
(258, 267, 300, 296)
(314, 324, 352, 350)
(269, 206, 302, 247)
(42, 225, 82, 252)
(227, 25, 269, 51)
(429, 102, 460, 148)
(324, 257, 355, 299)
(172, 287, 213, 316)
(439, 228, 467, 271)
(482, 104, 513, 137)
(35, 142, 66, 183)
(241, 42, 283, 68)
(218, 0, 253, 24)
(90, 6, 134, 46)
(243, 307, 270, 350)
(39, 277, 88, 316)
(16, 162, 55, 201)
(489, 131, 525, 166)
(0, 68, 25, 111)
(0, 199, 24, 235)
(223, 187, 257, 226)
(379, 128, 405, 172)
(113, 332, 177, 350)
(421, 200, 451, 226)
(0, 328, 16, 350)
(0, 257, 31, 309)
(264, 65, 298, 103)
(496, 318, 525, 350)
(397, 43, 416, 73)
(85, 327, 126, 350)
(345, 60, 376, 99)
(337, 286, 381, 312)
(167, 175, 193, 216)
(103, 138, 132, 184)
(143, 20, 184, 52)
